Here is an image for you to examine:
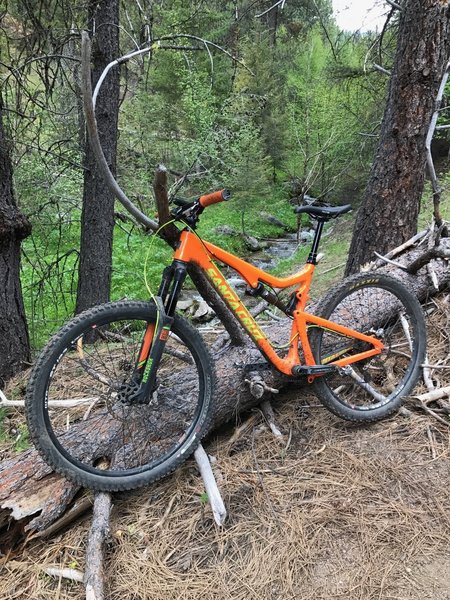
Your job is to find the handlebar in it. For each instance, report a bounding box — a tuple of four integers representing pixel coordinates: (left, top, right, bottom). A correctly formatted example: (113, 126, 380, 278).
(199, 189, 231, 208)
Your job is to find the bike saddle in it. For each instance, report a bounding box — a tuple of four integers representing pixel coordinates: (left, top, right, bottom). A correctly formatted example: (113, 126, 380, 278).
(294, 204, 352, 220)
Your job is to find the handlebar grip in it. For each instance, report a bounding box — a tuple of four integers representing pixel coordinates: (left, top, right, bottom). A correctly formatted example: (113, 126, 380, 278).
(199, 189, 231, 208)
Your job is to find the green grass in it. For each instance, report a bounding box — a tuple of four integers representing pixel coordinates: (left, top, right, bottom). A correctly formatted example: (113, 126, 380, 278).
(196, 194, 297, 252)
(418, 179, 450, 230)
(0, 408, 30, 453)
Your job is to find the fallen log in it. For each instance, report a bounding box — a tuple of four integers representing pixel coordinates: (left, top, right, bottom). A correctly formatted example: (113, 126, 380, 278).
(0, 235, 448, 548)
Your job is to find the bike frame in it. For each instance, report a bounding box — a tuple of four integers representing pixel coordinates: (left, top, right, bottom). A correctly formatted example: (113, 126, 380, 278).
(167, 230, 384, 377)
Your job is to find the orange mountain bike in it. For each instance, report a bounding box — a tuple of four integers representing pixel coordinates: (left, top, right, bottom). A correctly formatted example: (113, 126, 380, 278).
(26, 190, 426, 491)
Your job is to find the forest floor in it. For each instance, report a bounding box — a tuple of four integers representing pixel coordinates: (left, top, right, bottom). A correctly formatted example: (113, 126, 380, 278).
(0, 294, 449, 600)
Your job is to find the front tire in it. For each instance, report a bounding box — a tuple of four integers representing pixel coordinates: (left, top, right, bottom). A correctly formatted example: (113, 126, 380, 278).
(310, 274, 426, 422)
(26, 301, 215, 492)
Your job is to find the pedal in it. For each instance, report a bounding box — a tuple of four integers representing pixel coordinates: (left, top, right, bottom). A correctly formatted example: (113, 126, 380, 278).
(291, 365, 337, 377)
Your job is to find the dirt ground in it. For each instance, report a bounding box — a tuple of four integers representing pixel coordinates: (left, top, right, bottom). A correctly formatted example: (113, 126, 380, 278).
(0, 296, 449, 600)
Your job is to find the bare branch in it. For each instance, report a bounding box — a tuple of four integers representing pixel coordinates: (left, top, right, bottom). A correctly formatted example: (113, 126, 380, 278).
(80, 32, 158, 232)
(85, 492, 112, 600)
(373, 252, 408, 270)
(194, 445, 227, 526)
(256, 0, 286, 18)
(406, 245, 450, 275)
(373, 63, 391, 76)
(385, 0, 402, 10)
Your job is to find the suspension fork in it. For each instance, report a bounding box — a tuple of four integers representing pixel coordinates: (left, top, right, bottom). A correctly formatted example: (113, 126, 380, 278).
(131, 261, 188, 401)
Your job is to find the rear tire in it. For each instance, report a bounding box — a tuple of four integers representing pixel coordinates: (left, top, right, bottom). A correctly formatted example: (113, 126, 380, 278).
(310, 274, 426, 422)
(26, 301, 215, 492)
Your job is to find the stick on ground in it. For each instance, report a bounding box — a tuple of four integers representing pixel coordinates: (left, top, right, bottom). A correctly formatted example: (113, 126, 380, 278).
(85, 492, 112, 600)
(194, 444, 227, 526)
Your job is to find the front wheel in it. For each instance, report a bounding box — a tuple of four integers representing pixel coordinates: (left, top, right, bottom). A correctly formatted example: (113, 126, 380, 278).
(310, 273, 426, 422)
(26, 301, 215, 492)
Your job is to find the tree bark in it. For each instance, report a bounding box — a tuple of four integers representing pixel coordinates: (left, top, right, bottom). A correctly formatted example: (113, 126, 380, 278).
(345, 0, 450, 275)
(75, 0, 120, 314)
(0, 96, 32, 386)
(0, 237, 448, 548)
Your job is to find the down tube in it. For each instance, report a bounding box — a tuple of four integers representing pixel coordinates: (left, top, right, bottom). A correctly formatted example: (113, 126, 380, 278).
(204, 261, 297, 375)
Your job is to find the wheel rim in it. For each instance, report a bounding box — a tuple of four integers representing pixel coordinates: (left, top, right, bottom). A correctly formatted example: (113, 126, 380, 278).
(42, 313, 205, 478)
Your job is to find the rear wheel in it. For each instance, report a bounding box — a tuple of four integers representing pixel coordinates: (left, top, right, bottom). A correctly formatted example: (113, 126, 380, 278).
(26, 301, 215, 491)
(310, 274, 426, 422)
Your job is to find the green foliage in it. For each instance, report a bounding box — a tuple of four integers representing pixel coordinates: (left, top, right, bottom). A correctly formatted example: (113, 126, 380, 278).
(199, 492, 209, 505)
(0, 410, 30, 453)
(282, 26, 379, 200)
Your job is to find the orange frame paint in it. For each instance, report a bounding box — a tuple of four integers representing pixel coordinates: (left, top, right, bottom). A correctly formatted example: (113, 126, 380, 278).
(173, 230, 383, 377)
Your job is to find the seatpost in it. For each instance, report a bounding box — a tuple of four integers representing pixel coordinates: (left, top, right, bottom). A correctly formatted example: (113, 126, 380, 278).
(307, 219, 325, 265)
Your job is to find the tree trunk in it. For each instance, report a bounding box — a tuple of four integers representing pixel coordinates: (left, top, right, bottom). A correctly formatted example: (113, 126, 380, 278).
(345, 0, 450, 275)
(0, 236, 448, 546)
(75, 0, 120, 314)
(0, 97, 32, 386)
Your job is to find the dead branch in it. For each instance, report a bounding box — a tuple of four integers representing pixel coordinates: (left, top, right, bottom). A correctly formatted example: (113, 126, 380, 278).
(426, 425, 437, 459)
(260, 400, 284, 438)
(31, 495, 93, 541)
(423, 355, 436, 392)
(256, 0, 286, 18)
(385, 0, 402, 10)
(416, 400, 449, 427)
(367, 229, 429, 270)
(84, 493, 112, 600)
(81, 33, 157, 232)
(152, 164, 179, 247)
(43, 566, 84, 583)
(373, 252, 407, 270)
(414, 386, 450, 404)
(406, 245, 450, 275)
(226, 414, 260, 452)
(373, 63, 391, 76)
(194, 445, 227, 526)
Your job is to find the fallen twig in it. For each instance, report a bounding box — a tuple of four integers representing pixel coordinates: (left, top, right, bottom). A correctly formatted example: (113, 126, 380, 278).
(85, 492, 112, 600)
(153, 494, 178, 529)
(194, 444, 227, 526)
(423, 355, 436, 392)
(226, 414, 260, 451)
(43, 566, 84, 583)
(32, 495, 94, 541)
(426, 425, 437, 459)
(261, 400, 284, 438)
(414, 386, 450, 403)
(418, 400, 449, 427)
